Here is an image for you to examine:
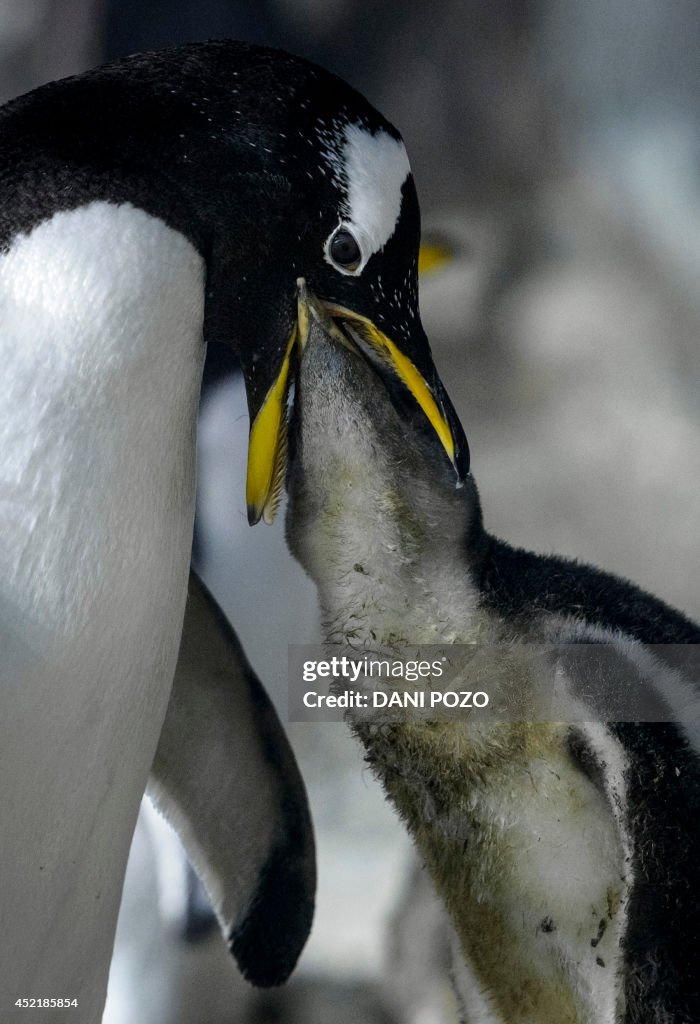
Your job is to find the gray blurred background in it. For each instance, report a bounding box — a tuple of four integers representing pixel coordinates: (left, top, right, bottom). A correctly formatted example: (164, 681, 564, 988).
(2, 2, 697, 1022)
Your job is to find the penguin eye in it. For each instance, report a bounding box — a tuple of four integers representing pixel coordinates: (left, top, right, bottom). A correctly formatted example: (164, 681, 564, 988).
(328, 228, 362, 272)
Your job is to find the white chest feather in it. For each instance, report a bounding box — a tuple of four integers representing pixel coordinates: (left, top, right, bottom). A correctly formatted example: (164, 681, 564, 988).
(1, 202, 205, 669)
(0, 201, 206, 1010)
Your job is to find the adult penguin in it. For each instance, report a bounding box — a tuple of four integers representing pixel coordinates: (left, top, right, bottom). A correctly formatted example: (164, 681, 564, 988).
(0, 41, 466, 1021)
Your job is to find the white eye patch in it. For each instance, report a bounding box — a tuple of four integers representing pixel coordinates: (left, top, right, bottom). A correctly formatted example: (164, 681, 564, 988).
(322, 123, 411, 275)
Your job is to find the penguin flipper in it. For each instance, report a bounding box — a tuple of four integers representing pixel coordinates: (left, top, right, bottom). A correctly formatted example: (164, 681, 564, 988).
(147, 571, 315, 986)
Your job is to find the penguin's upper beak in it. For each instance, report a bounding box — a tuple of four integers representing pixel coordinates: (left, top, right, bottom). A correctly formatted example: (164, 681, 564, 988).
(245, 280, 469, 526)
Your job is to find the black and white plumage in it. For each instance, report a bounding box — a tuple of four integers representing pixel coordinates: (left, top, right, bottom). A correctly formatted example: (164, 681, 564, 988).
(0, 41, 464, 1019)
(285, 313, 700, 1023)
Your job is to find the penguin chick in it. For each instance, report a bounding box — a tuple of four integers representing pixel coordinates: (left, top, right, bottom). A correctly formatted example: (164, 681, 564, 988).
(285, 318, 700, 1024)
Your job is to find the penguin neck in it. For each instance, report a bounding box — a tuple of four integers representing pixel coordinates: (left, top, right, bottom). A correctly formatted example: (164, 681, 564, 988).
(298, 470, 487, 648)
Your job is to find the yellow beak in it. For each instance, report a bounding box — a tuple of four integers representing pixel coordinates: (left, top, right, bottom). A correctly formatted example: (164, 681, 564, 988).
(245, 326, 296, 525)
(245, 279, 459, 526)
(417, 239, 452, 276)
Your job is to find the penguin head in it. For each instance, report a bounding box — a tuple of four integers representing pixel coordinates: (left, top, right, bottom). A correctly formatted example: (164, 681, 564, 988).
(285, 314, 480, 588)
(187, 43, 471, 526)
(1, 40, 468, 522)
